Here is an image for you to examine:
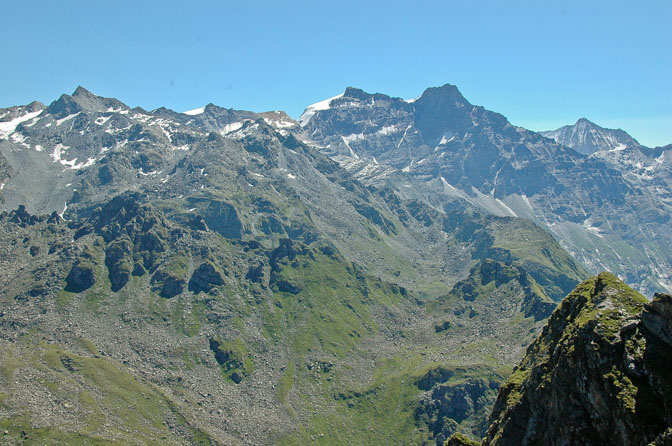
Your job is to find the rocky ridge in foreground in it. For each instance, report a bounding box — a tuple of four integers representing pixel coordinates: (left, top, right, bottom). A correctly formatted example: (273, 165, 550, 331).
(448, 273, 672, 446)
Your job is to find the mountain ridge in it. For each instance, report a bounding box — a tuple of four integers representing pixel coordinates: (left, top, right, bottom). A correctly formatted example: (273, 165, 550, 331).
(296, 84, 671, 296)
(0, 84, 668, 445)
(0, 84, 594, 445)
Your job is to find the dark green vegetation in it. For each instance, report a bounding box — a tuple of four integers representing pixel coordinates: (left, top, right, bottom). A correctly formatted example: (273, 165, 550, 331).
(446, 273, 672, 446)
(0, 88, 600, 445)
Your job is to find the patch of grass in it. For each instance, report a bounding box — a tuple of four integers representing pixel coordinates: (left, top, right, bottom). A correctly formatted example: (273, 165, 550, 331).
(0, 413, 125, 446)
(210, 337, 255, 382)
(277, 361, 296, 405)
(279, 352, 433, 446)
(2, 342, 216, 445)
(78, 338, 99, 356)
(0, 346, 22, 382)
(170, 295, 201, 336)
(262, 245, 406, 360)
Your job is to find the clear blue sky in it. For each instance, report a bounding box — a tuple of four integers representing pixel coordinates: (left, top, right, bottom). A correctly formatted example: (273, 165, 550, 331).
(2, 0, 671, 146)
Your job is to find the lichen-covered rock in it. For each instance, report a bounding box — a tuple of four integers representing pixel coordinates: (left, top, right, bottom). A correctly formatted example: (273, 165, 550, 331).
(483, 273, 672, 446)
(445, 432, 481, 446)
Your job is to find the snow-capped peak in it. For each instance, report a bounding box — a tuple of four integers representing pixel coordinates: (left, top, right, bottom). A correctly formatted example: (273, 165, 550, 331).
(297, 93, 344, 127)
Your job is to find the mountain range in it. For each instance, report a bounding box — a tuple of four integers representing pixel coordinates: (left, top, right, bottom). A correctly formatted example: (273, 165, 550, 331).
(0, 84, 669, 445)
(297, 85, 671, 296)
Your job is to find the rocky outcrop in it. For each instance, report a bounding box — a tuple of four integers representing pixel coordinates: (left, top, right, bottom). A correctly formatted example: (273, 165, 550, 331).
(447, 259, 557, 321)
(188, 262, 225, 293)
(209, 338, 254, 384)
(482, 273, 672, 446)
(65, 261, 96, 292)
(201, 199, 243, 239)
(75, 194, 170, 292)
(445, 433, 481, 446)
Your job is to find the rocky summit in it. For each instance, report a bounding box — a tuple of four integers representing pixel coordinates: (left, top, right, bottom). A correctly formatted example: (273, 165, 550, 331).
(445, 273, 672, 446)
(0, 86, 669, 445)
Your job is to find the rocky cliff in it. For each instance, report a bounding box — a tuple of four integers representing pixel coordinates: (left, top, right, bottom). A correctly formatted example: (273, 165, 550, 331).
(472, 273, 672, 445)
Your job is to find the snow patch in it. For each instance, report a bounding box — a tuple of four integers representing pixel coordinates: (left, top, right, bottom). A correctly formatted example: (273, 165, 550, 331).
(441, 177, 464, 197)
(50, 143, 70, 163)
(50, 144, 96, 170)
(131, 113, 152, 123)
(582, 219, 604, 238)
(10, 132, 29, 147)
(287, 173, 296, 179)
(397, 125, 411, 148)
(56, 112, 81, 126)
(340, 135, 361, 160)
(263, 117, 296, 129)
(0, 110, 43, 138)
(378, 125, 398, 135)
(22, 116, 40, 128)
(184, 106, 205, 116)
(342, 133, 364, 144)
(298, 93, 344, 127)
(439, 134, 455, 145)
(95, 115, 112, 126)
(220, 121, 244, 134)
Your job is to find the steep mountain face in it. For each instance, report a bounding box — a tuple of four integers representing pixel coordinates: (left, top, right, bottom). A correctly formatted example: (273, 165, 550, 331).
(298, 85, 672, 296)
(541, 118, 642, 155)
(481, 273, 672, 446)
(0, 88, 589, 445)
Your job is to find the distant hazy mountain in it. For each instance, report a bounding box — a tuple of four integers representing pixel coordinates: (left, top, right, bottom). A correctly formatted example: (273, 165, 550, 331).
(541, 118, 641, 155)
(298, 84, 671, 296)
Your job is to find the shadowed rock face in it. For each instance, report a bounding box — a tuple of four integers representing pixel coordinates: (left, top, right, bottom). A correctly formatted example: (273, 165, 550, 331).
(482, 273, 672, 446)
(65, 262, 95, 292)
(188, 262, 225, 293)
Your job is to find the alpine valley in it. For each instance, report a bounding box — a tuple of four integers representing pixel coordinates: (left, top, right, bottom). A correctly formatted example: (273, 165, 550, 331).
(0, 84, 669, 445)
